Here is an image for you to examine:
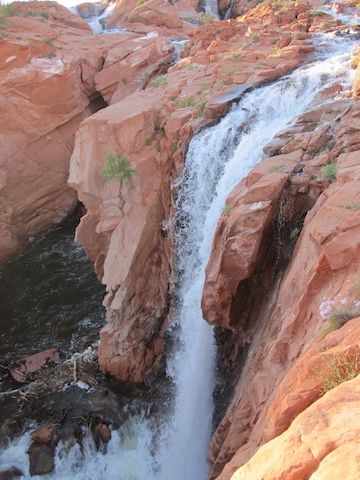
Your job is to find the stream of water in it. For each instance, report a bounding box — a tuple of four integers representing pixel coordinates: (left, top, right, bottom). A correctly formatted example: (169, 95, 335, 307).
(0, 30, 355, 479)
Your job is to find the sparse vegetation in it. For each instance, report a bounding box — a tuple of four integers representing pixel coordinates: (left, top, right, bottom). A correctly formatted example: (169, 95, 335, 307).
(151, 76, 168, 88)
(24, 9, 49, 19)
(321, 162, 337, 183)
(226, 67, 239, 76)
(222, 204, 231, 215)
(351, 52, 360, 69)
(122, 78, 129, 86)
(328, 303, 360, 326)
(0, 2, 17, 28)
(184, 62, 197, 71)
(269, 164, 283, 172)
(289, 226, 300, 241)
(144, 121, 164, 146)
(249, 34, 260, 43)
(222, 47, 244, 60)
(318, 349, 360, 395)
(344, 202, 360, 211)
(44, 38, 54, 46)
(136, 0, 146, 5)
(176, 97, 196, 108)
(271, 46, 282, 57)
(201, 12, 216, 24)
(309, 9, 323, 17)
(102, 154, 136, 184)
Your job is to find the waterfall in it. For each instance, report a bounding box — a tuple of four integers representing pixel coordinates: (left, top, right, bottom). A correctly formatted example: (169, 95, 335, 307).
(204, 0, 220, 18)
(0, 35, 355, 480)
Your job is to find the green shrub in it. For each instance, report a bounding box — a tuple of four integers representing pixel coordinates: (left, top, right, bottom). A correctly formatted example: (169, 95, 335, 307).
(0, 3, 17, 27)
(44, 38, 54, 46)
(151, 76, 168, 88)
(321, 162, 337, 183)
(102, 154, 136, 184)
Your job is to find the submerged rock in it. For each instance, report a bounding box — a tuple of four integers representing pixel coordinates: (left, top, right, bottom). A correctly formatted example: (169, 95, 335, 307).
(0, 468, 23, 480)
(28, 443, 54, 476)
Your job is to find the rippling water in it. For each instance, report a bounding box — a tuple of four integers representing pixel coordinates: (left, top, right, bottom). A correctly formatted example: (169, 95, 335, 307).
(0, 220, 105, 362)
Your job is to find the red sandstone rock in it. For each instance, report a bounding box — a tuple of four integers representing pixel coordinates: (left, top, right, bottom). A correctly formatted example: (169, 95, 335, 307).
(0, 2, 174, 260)
(230, 375, 360, 479)
(30, 424, 58, 445)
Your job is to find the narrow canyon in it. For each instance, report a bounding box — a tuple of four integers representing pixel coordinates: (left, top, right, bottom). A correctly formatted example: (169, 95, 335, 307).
(1, 0, 360, 478)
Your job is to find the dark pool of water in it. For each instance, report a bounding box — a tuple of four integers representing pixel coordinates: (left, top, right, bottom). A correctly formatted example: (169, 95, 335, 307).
(0, 220, 105, 362)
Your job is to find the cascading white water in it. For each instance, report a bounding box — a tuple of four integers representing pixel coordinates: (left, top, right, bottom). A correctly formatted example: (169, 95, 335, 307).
(322, 1, 360, 26)
(204, 0, 220, 18)
(0, 36, 355, 480)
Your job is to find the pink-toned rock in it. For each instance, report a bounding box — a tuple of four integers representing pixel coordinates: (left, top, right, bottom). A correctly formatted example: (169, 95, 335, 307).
(230, 375, 360, 480)
(30, 424, 58, 445)
(0, 3, 175, 261)
(11, 348, 60, 383)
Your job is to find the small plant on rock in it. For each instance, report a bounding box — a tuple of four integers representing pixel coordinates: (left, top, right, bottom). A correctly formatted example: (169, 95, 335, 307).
(102, 154, 136, 184)
(222, 204, 231, 215)
(318, 348, 360, 395)
(321, 162, 337, 183)
(309, 9, 323, 16)
(200, 12, 216, 24)
(151, 76, 168, 88)
(289, 226, 300, 241)
(344, 202, 360, 211)
(44, 38, 54, 46)
(177, 97, 196, 108)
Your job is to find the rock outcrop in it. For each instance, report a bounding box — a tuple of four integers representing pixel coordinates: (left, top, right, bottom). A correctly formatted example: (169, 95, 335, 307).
(0, 1, 174, 260)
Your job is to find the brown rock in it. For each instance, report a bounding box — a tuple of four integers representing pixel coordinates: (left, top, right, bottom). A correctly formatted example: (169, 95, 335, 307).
(93, 423, 111, 445)
(28, 443, 54, 476)
(30, 424, 58, 445)
(0, 468, 23, 480)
